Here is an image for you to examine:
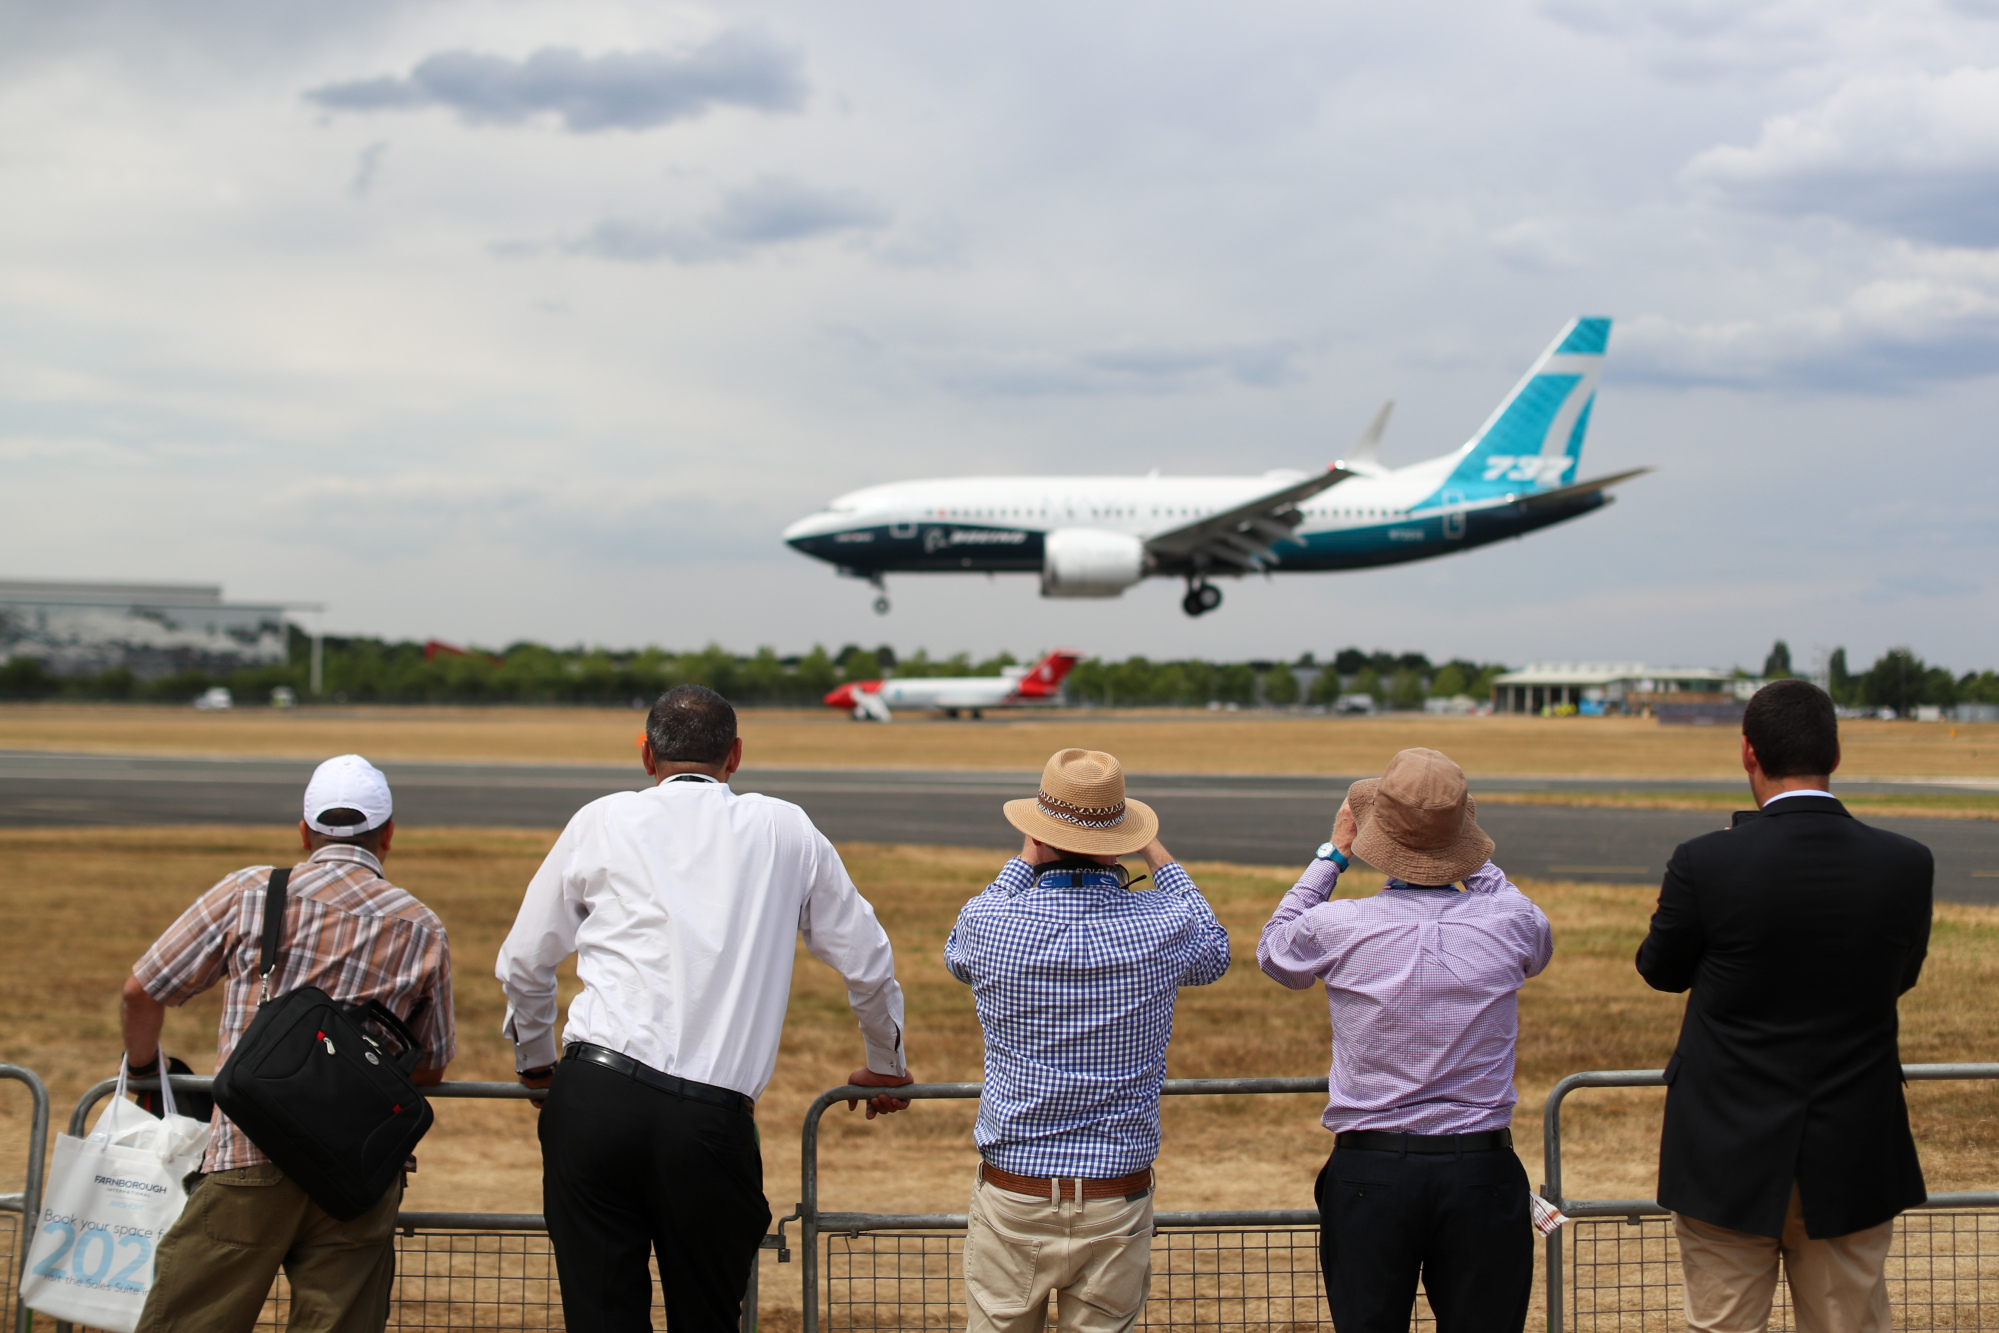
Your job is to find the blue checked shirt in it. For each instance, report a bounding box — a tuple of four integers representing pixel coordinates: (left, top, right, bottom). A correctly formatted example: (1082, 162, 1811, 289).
(945, 857, 1231, 1176)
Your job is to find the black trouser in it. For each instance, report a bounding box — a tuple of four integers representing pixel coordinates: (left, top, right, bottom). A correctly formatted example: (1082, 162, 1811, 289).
(1315, 1144, 1533, 1333)
(540, 1057, 771, 1333)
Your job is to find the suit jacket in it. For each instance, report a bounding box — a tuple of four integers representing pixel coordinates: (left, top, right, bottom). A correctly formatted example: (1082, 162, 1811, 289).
(1636, 795, 1932, 1239)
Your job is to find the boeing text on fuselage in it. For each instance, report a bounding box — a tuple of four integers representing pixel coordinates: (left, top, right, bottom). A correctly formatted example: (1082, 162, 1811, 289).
(783, 318, 1648, 617)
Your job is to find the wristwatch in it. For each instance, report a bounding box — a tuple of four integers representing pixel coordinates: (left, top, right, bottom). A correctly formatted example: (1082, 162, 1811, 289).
(1315, 841, 1350, 871)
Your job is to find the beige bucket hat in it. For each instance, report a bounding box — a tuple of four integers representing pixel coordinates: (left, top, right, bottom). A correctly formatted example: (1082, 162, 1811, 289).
(1347, 747, 1495, 885)
(1004, 748, 1160, 857)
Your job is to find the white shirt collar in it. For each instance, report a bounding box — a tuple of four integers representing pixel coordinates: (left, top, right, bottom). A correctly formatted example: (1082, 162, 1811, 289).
(661, 773, 722, 784)
(1761, 788, 1834, 807)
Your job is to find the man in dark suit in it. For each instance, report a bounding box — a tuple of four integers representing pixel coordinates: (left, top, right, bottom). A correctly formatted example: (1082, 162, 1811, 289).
(1637, 679, 1932, 1333)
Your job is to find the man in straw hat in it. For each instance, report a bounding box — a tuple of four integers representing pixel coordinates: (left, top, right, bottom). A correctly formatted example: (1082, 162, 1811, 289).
(946, 748, 1230, 1333)
(1260, 747, 1552, 1333)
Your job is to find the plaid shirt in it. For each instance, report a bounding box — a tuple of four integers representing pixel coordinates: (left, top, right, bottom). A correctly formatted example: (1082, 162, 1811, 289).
(133, 844, 455, 1173)
(945, 858, 1230, 1177)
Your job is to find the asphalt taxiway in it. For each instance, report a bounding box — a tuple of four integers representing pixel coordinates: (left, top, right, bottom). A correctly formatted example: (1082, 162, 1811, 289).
(1, 751, 1991, 903)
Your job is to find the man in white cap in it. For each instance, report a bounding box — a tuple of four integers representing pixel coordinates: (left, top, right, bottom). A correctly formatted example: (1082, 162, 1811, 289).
(122, 753, 455, 1333)
(1259, 747, 1551, 1333)
(946, 747, 1230, 1333)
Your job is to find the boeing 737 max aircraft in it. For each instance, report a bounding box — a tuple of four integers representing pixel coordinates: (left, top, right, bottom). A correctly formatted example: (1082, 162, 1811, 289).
(783, 318, 1647, 617)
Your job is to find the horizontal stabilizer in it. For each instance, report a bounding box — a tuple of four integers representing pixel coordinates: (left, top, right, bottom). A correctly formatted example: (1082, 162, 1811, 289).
(1515, 467, 1652, 509)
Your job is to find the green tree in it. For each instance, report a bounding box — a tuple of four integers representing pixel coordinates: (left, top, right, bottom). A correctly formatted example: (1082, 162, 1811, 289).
(1307, 666, 1342, 705)
(842, 650, 883, 684)
(1351, 667, 1382, 702)
(1828, 648, 1855, 704)
(1428, 663, 1469, 698)
(1763, 640, 1793, 679)
(794, 646, 838, 699)
(0, 656, 57, 700)
(1959, 672, 1999, 704)
(1262, 664, 1300, 705)
(1388, 669, 1427, 711)
(1213, 663, 1257, 706)
(1860, 648, 1955, 716)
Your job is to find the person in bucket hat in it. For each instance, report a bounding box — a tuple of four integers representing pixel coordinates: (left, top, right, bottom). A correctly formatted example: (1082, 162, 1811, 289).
(946, 748, 1230, 1333)
(1259, 747, 1552, 1333)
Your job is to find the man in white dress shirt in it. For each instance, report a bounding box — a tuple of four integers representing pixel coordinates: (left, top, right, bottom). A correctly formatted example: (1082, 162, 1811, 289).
(496, 684, 915, 1332)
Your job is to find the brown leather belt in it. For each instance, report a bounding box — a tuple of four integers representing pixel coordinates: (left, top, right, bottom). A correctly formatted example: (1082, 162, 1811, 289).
(979, 1162, 1154, 1200)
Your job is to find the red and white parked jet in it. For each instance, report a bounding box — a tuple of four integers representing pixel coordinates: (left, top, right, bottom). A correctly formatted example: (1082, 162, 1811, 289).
(823, 649, 1082, 721)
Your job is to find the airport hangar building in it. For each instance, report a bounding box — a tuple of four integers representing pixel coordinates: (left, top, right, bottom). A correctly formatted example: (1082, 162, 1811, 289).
(1491, 662, 1741, 716)
(0, 580, 313, 679)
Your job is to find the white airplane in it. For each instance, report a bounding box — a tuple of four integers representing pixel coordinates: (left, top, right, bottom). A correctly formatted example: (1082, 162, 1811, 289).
(783, 318, 1648, 616)
(822, 649, 1080, 721)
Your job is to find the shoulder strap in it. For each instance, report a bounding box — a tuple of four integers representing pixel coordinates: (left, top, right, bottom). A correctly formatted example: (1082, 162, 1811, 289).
(258, 868, 290, 1001)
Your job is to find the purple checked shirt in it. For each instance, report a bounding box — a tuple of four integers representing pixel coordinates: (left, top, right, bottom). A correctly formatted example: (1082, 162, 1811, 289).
(1259, 859, 1552, 1135)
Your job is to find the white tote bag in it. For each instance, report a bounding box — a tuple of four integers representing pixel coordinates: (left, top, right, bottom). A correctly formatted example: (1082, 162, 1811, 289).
(20, 1056, 212, 1333)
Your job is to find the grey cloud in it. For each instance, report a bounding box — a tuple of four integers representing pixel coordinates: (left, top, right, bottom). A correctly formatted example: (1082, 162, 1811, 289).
(1539, 0, 1831, 80)
(1684, 68, 1999, 246)
(347, 141, 387, 198)
(881, 340, 1305, 398)
(270, 473, 776, 565)
(304, 32, 805, 133)
(551, 177, 889, 264)
(1614, 278, 1999, 392)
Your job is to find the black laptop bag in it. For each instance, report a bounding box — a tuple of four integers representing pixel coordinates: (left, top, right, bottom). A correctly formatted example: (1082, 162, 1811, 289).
(210, 868, 436, 1220)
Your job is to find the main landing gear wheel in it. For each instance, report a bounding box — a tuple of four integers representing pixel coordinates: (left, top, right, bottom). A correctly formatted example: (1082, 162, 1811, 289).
(872, 595, 890, 615)
(1181, 581, 1222, 617)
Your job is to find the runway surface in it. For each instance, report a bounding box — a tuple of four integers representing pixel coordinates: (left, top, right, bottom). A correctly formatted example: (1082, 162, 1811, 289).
(1, 751, 1992, 904)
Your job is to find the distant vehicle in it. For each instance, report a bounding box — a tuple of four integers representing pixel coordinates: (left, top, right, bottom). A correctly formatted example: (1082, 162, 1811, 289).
(823, 649, 1081, 721)
(270, 686, 298, 708)
(783, 318, 1648, 617)
(1333, 694, 1375, 715)
(193, 686, 234, 711)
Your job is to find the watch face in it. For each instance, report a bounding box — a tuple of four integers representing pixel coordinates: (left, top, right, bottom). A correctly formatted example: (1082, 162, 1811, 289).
(1316, 841, 1337, 860)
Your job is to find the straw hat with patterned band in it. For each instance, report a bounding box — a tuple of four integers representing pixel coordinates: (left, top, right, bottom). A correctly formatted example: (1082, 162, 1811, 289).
(1347, 747, 1495, 885)
(1004, 748, 1159, 857)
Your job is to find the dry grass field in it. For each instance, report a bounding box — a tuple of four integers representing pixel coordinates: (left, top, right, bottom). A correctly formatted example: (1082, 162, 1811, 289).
(3, 702, 1999, 784)
(0, 826, 1992, 1325)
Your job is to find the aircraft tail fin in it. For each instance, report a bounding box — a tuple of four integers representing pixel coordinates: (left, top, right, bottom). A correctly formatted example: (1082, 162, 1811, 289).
(1012, 649, 1083, 698)
(1445, 318, 1610, 494)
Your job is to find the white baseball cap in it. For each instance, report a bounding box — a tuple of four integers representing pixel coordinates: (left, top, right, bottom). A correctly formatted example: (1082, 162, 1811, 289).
(303, 754, 393, 835)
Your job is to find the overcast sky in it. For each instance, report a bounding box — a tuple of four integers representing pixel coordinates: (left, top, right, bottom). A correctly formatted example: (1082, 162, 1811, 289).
(3, 0, 1996, 673)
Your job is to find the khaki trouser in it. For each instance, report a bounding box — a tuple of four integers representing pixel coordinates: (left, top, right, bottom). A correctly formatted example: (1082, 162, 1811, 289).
(963, 1171, 1155, 1333)
(1674, 1184, 1894, 1333)
(137, 1164, 402, 1333)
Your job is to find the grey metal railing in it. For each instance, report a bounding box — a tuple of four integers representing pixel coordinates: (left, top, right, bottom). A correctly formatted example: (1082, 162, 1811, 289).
(1541, 1062, 1999, 1333)
(64, 1074, 778, 1333)
(789, 1077, 1330, 1333)
(0, 1065, 51, 1333)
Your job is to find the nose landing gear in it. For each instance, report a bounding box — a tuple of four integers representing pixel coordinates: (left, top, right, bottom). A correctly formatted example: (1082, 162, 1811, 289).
(867, 572, 890, 616)
(1181, 580, 1223, 617)
(873, 595, 890, 615)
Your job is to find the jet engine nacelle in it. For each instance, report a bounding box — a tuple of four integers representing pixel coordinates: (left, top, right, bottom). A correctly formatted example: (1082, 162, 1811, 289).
(1040, 528, 1147, 598)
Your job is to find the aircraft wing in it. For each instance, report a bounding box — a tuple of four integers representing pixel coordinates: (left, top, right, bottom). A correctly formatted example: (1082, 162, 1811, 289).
(1513, 467, 1653, 510)
(1145, 465, 1355, 572)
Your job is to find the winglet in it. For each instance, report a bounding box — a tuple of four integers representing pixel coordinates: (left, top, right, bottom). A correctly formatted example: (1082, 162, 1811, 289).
(1341, 400, 1394, 472)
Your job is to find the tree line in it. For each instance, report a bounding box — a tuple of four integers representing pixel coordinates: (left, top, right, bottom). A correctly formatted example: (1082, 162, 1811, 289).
(0, 629, 1991, 715)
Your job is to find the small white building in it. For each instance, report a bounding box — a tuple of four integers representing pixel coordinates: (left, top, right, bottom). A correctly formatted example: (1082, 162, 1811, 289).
(1491, 663, 1737, 715)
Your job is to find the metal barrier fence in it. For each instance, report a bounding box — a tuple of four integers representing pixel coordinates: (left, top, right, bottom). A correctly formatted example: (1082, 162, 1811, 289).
(790, 1077, 1356, 1333)
(1542, 1063, 1999, 1333)
(61, 1075, 777, 1333)
(0, 1065, 51, 1333)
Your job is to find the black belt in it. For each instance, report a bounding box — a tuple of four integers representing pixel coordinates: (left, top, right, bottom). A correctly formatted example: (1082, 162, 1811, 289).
(565, 1043, 754, 1116)
(1336, 1128, 1512, 1154)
